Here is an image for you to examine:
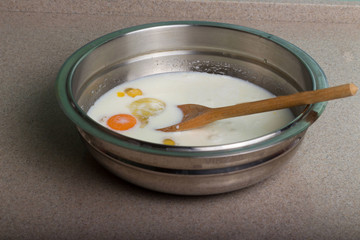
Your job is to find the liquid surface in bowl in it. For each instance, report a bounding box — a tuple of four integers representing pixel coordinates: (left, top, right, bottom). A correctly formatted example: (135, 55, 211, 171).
(87, 72, 294, 146)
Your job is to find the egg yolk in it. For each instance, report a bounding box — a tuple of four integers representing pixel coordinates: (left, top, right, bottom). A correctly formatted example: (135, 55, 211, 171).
(124, 88, 143, 98)
(107, 114, 137, 131)
(117, 91, 125, 97)
(163, 138, 175, 145)
(129, 98, 166, 128)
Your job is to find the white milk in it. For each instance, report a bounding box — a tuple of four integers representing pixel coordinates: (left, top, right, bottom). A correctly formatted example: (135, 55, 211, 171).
(87, 72, 294, 146)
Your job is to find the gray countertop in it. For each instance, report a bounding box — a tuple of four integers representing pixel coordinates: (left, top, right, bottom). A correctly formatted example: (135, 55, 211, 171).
(1, 1, 360, 239)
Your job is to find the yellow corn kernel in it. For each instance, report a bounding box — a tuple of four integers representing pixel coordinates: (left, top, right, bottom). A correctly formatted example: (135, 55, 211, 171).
(163, 138, 175, 145)
(117, 91, 125, 97)
(125, 88, 143, 98)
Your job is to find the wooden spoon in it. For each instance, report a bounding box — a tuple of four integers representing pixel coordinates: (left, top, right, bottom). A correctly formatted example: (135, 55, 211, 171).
(158, 83, 358, 132)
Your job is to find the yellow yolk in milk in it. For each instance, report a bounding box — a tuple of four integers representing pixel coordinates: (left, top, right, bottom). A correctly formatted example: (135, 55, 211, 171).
(87, 72, 294, 146)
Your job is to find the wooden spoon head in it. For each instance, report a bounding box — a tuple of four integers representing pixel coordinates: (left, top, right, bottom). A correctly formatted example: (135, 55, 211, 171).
(157, 104, 212, 132)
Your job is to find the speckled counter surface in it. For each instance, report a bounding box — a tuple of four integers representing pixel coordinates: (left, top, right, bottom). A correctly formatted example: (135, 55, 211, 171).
(1, 1, 360, 239)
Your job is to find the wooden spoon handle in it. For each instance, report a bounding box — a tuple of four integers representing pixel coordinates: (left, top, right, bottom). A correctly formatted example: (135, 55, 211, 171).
(214, 83, 358, 120)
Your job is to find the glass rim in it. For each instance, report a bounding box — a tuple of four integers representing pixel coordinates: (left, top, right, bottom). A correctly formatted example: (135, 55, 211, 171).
(56, 20, 328, 157)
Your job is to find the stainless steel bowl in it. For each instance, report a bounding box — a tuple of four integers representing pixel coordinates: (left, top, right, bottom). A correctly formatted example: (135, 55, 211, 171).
(56, 21, 328, 195)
